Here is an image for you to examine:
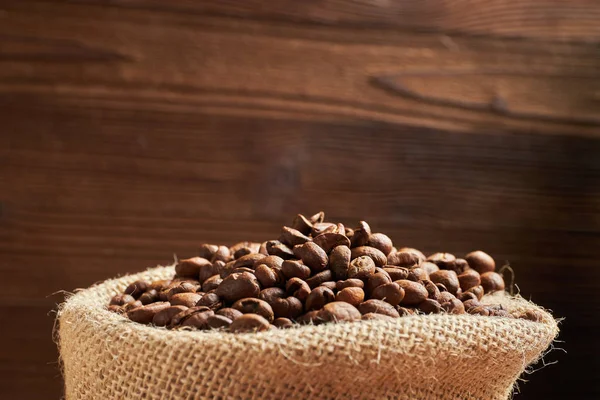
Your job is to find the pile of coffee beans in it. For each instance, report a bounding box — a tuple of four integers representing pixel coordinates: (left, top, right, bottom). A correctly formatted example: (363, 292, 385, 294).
(108, 212, 543, 332)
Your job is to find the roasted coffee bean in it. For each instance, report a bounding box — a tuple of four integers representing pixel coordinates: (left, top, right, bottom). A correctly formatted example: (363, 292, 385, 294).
(361, 313, 396, 321)
(152, 305, 188, 326)
(305, 286, 335, 311)
(350, 221, 371, 247)
(259, 287, 285, 305)
(107, 305, 124, 314)
(216, 272, 260, 303)
(329, 245, 351, 280)
(418, 299, 442, 314)
(148, 279, 171, 293)
(255, 255, 284, 269)
(166, 282, 198, 300)
(309, 211, 325, 224)
(441, 298, 465, 314)
(229, 313, 271, 332)
(427, 253, 456, 269)
(199, 244, 220, 260)
(335, 287, 365, 307)
(480, 272, 505, 293)
(279, 226, 312, 247)
(437, 291, 456, 304)
(305, 270, 333, 288)
(293, 242, 328, 272)
(465, 250, 496, 273)
(421, 280, 441, 301)
(281, 260, 311, 280)
(396, 306, 416, 316)
(202, 275, 223, 292)
(198, 263, 220, 284)
(127, 302, 171, 324)
(169, 306, 211, 327)
(211, 246, 232, 263)
(436, 283, 448, 293)
(462, 299, 481, 311)
(345, 228, 354, 238)
(206, 315, 233, 329)
(232, 298, 275, 322)
(336, 279, 364, 290)
(229, 242, 257, 257)
(313, 232, 350, 253)
(397, 248, 427, 262)
(219, 261, 237, 279)
(181, 308, 215, 329)
(271, 296, 303, 319)
(420, 262, 440, 276)
(358, 300, 400, 318)
(255, 264, 284, 288)
(383, 267, 410, 281)
(365, 272, 392, 295)
(459, 291, 479, 303)
(366, 233, 393, 256)
(110, 294, 135, 306)
(371, 283, 405, 307)
(317, 302, 361, 323)
(273, 317, 294, 329)
(234, 253, 265, 269)
(348, 256, 376, 279)
(170, 292, 203, 307)
(285, 278, 311, 302)
(123, 300, 143, 312)
(465, 285, 485, 300)
(395, 280, 428, 305)
(296, 310, 323, 325)
(231, 267, 255, 275)
(518, 309, 545, 322)
(233, 247, 254, 260)
(320, 281, 337, 290)
(139, 289, 159, 305)
(216, 307, 243, 321)
(387, 251, 421, 268)
(266, 240, 295, 259)
(351, 246, 387, 267)
(291, 214, 313, 235)
(176, 257, 212, 278)
(407, 267, 428, 282)
(458, 269, 481, 291)
(468, 306, 491, 316)
(430, 270, 460, 295)
(312, 222, 337, 236)
(449, 258, 469, 274)
(196, 292, 223, 310)
(124, 280, 149, 299)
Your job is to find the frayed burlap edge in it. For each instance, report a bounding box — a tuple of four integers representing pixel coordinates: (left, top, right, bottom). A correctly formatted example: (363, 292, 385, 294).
(57, 266, 559, 400)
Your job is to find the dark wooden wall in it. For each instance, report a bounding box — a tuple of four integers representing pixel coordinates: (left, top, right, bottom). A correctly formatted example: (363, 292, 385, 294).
(1, 1, 599, 398)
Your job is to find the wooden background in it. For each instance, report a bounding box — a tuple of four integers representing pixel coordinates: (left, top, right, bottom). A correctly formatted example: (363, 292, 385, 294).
(1, 0, 599, 398)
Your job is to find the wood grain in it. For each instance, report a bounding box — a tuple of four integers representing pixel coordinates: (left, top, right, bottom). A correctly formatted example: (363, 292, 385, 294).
(0, 1, 599, 399)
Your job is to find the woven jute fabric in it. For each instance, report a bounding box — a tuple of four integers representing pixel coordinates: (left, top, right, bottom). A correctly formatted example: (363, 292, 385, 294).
(58, 266, 558, 400)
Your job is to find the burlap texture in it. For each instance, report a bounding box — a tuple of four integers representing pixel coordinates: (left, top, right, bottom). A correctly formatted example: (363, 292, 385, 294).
(58, 266, 558, 400)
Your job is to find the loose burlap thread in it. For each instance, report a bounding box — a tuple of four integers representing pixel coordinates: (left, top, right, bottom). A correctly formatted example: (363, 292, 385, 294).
(57, 266, 559, 400)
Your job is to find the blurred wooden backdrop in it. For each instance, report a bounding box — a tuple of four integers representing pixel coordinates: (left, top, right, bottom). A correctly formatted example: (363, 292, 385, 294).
(1, 1, 599, 398)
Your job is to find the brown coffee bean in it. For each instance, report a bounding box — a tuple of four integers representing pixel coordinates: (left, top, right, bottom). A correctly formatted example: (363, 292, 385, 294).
(291, 214, 313, 235)
(110, 294, 135, 306)
(196, 292, 223, 310)
(306, 270, 333, 289)
(123, 300, 143, 312)
(170, 292, 203, 307)
(202, 275, 223, 292)
(233, 247, 254, 260)
(285, 278, 311, 302)
(430, 270, 460, 295)
(441, 298, 465, 314)
(293, 242, 328, 272)
(259, 287, 285, 304)
(371, 283, 405, 307)
(148, 279, 171, 293)
(219, 261, 237, 278)
(345, 228, 354, 238)
(335, 287, 365, 307)
(271, 296, 303, 319)
(320, 281, 337, 290)
(357, 299, 400, 318)
(437, 291, 456, 304)
(305, 286, 335, 311)
(518, 309, 545, 322)
(124, 280, 149, 299)
(312, 222, 337, 236)
(462, 298, 481, 311)
(397, 248, 427, 262)
(279, 226, 312, 247)
(366, 233, 393, 256)
(281, 260, 311, 280)
(229, 242, 258, 257)
(166, 282, 198, 300)
(273, 317, 294, 329)
(396, 306, 416, 316)
(480, 272, 505, 293)
(255, 264, 283, 288)
(127, 302, 171, 324)
(387, 251, 421, 268)
(266, 240, 295, 259)
(420, 262, 439, 276)
(350, 221, 371, 247)
(181, 308, 215, 329)
(421, 280, 441, 301)
(366, 272, 392, 295)
(468, 306, 491, 316)
(107, 305, 124, 314)
(427, 253, 456, 269)
(139, 289, 159, 305)
(449, 258, 469, 274)
(216, 272, 260, 303)
(234, 253, 265, 269)
(231, 267, 255, 275)
(317, 301, 361, 323)
(215, 307, 243, 321)
(152, 305, 188, 326)
(198, 244, 220, 260)
(465, 285, 485, 300)
(309, 211, 325, 224)
(296, 310, 323, 325)
(361, 313, 396, 321)
(204, 315, 231, 329)
(458, 269, 481, 291)
(348, 256, 376, 279)
(176, 257, 211, 278)
(229, 313, 271, 332)
(169, 306, 211, 327)
(465, 250, 496, 273)
(329, 245, 351, 280)
(313, 232, 350, 253)
(418, 299, 442, 314)
(383, 267, 410, 281)
(211, 246, 232, 263)
(395, 280, 428, 305)
(232, 298, 275, 322)
(254, 255, 284, 269)
(351, 246, 387, 267)
(198, 263, 222, 284)
(336, 279, 364, 290)
(407, 267, 428, 282)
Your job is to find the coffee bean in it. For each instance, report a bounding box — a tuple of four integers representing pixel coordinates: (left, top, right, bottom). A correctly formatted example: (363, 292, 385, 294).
(127, 302, 171, 324)
(281, 260, 311, 280)
(202, 275, 223, 292)
(361, 313, 396, 321)
(231, 267, 255, 275)
(329, 245, 351, 280)
(397, 248, 427, 262)
(309, 211, 325, 224)
(518, 309, 545, 322)
(219, 261, 237, 279)
(293, 242, 328, 272)
(266, 240, 295, 259)
(255, 264, 284, 288)
(271, 296, 303, 319)
(124, 281, 149, 299)
(170, 292, 203, 307)
(305, 286, 335, 311)
(480, 272, 505, 293)
(148, 279, 171, 293)
(348, 256, 376, 279)
(229, 313, 271, 332)
(211, 246, 232, 263)
(234, 253, 266, 269)
(139, 289, 159, 305)
(168, 306, 211, 327)
(366, 233, 393, 256)
(123, 300, 143, 312)
(365, 272, 392, 295)
(336, 279, 364, 290)
(216, 307, 244, 321)
(407, 267, 428, 282)
(232, 298, 275, 322)
(196, 263, 218, 284)
(285, 278, 311, 302)
(229, 242, 257, 257)
(273, 317, 294, 329)
(395, 280, 428, 305)
(357, 299, 400, 318)
(296, 310, 323, 325)
(396, 306, 416, 316)
(371, 283, 405, 307)
(418, 299, 442, 314)
(383, 267, 410, 281)
(311, 222, 337, 236)
(233, 247, 253, 260)
(345, 228, 354, 238)
(335, 287, 365, 307)
(166, 282, 198, 300)
(465, 250, 496, 273)
(110, 294, 135, 306)
(305, 270, 333, 289)
(429, 270, 460, 295)
(291, 214, 313, 235)
(205, 315, 232, 329)
(387, 251, 421, 268)
(259, 287, 285, 305)
(196, 292, 223, 310)
(462, 299, 481, 311)
(107, 305, 124, 314)
(181, 308, 215, 329)
(458, 269, 481, 291)
(421, 280, 441, 301)
(279, 226, 312, 247)
(441, 298, 465, 314)
(436, 283, 448, 293)
(317, 302, 361, 323)
(420, 262, 440, 276)
(426, 253, 456, 269)
(320, 281, 337, 290)
(199, 244, 220, 260)
(350, 221, 371, 247)
(449, 258, 469, 274)
(465, 285, 485, 300)
(255, 255, 284, 269)
(176, 257, 212, 279)
(313, 232, 351, 253)
(351, 246, 387, 267)
(152, 305, 188, 327)
(216, 272, 260, 303)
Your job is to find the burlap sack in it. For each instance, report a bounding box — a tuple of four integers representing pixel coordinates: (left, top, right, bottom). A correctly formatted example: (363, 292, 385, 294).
(57, 266, 558, 400)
